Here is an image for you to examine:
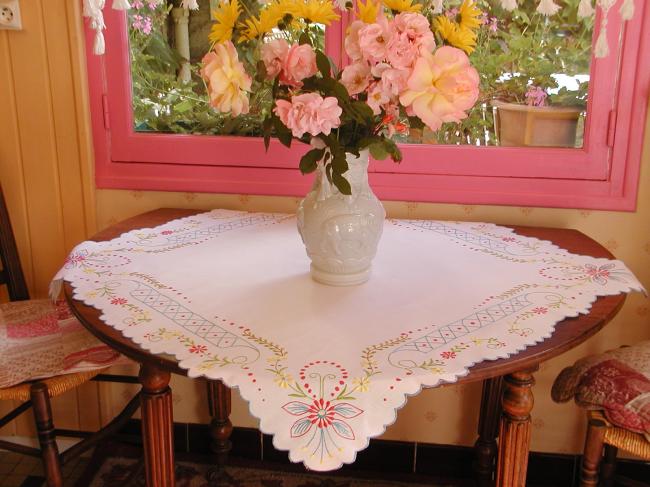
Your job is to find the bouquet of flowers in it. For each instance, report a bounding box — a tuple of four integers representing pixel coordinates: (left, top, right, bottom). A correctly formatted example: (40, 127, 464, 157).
(201, 0, 481, 194)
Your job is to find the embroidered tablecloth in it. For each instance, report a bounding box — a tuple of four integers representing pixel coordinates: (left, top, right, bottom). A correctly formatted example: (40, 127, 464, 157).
(52, 210, 644, 471)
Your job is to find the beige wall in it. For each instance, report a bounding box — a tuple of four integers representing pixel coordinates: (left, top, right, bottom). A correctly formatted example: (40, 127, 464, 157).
(1, 0, 649, 454)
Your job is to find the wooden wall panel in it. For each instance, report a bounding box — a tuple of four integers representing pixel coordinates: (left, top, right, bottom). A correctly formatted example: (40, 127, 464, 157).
(0, 0, 97, 436)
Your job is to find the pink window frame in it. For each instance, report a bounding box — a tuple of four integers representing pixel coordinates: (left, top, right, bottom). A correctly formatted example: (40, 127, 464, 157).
(87, 4, 649, 210)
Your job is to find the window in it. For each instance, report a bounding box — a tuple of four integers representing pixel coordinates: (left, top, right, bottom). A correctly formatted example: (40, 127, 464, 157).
(87, 1, 649, 210)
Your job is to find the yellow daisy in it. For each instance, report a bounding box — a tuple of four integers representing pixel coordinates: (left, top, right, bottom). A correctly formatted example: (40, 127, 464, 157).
(288, 0, 341, 25)
(457, 0, 482, 32)
(434, 15, 476, 54)
(238, 2, 284, 41)
(357, 0, 379, 23)
(382, 0, 422, 13)
(209, 0, 241, 44)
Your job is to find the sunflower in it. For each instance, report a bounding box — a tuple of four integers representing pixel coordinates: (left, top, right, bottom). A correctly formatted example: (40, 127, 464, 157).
(433, 15, 476, 54)
(456, 0, 482, 31)
(209, 0, 241, 44)
(357, 0, 379, 23)
(288, 0, 340, 25)
(382, 0, 422, 13)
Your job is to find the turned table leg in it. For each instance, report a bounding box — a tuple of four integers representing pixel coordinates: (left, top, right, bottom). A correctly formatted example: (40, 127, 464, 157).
(139, 363, 175, 487)
(496, 367, 537, 487)
(206, 379, 233, 482)
(474, 376, 504, 486)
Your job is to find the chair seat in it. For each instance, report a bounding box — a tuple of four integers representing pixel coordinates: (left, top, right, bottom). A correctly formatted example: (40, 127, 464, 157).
(588, 410, 650, 460)
(0, 299, 125, 390)
(552, 341, 650, 441)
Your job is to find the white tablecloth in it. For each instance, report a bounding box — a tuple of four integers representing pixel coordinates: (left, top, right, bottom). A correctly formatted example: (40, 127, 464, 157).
(52, 210, 644, 471)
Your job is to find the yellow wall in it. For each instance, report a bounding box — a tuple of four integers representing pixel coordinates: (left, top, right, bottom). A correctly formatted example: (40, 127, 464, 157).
(1, 0, 649, 455)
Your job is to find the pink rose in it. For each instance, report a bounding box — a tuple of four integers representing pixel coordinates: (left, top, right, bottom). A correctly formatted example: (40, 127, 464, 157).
(387, 13, 435, 68)
(380, 67, 408, 97)
(358, 18, 392, 63)
(392, 12, 435, 53)
(280, 44, 318, 87)
(399, 46, 479, 131)
(341, 62, 372, 95)
(261, 38, 290, 79)
(345, 20, 365, 61)
(386, 33, 419, 69)
(274, 93, 342, 138)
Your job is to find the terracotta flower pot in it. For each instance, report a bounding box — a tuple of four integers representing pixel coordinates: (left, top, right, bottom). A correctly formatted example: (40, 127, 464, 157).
(493, 101, 584, 148)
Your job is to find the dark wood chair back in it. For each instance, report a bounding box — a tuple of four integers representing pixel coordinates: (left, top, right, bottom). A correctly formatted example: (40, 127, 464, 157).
(0, 185, 29, 301)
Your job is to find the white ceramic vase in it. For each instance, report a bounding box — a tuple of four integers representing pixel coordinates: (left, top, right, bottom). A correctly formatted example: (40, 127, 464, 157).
(297, 149, 385, 286)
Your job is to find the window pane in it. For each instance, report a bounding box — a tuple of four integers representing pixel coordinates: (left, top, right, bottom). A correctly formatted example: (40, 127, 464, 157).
(403, 0, 593, 148)
(127, 1, 326, 136)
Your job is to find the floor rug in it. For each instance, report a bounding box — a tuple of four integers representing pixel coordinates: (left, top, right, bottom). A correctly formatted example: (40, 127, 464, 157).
(75, 442, 456, 487)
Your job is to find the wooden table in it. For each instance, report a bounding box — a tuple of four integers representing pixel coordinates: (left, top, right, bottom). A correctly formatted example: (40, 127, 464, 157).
(64, 208, 626, 487)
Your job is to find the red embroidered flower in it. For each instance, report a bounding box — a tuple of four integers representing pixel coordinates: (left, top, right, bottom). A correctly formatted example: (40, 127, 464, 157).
(110, 297, 128, 305)
(441, 351, 456, 359)
(501, 237, 516, 242)
(161, 230, 173, 235)
(584, 264, 614, 285)
(283, 398, 362, 439)
(189, 344, 208, 354)
(65, 253, 86, 265)
(532, 307, 548, 314)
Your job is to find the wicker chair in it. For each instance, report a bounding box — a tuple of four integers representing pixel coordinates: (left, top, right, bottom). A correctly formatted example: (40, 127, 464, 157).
(581, 410, 650, 487)
(551, 343, 650, 487)
(0, 185, 139, 487)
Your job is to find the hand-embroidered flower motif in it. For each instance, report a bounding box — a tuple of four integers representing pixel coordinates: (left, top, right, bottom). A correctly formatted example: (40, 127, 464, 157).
(531, 307, 548, 314)
(273, 371, 293, 388)
(440, 350, 456, 359)
(283, 398, 363, 440)
(110, 297, 128, 305)
(161, 230, 173, 235)
(189, 344, 208, 354)
(584, 263, 613, 285)
(501, 236, 516, 242)
(352, 376, 370, 392)
(65, 253, 87, 266)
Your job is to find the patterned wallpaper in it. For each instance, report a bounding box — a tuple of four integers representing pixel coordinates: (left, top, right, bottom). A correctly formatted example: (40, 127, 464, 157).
(94, 152, 650, 454)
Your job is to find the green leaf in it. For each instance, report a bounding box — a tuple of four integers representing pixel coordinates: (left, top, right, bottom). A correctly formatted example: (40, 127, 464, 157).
(262, 117, 273, 151)
(299, 148, 325, 174)
(271, 114, 292, 148)
(368, 142, 388, 160)
(333, 173, 351, 195)
(331, 150, 348, 175)
(349, 101, 374, 123)
(173, 99, 193, 113)
(316, 50, 331, 79)
(299, 32, 312, 45)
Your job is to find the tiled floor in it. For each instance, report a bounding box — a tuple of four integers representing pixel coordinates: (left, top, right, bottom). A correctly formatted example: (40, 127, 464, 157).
(0, 451, 90, 487)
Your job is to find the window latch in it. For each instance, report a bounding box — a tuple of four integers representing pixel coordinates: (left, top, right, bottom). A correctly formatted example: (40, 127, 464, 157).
(101, 95, 110, 130)
(607, 110, 617, 148)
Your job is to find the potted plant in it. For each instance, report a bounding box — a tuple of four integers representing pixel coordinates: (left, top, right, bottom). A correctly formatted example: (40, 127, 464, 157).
(483, 0, 593, 147)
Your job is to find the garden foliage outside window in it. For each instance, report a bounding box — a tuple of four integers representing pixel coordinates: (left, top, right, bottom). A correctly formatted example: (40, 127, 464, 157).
(127, 0, 593, 149)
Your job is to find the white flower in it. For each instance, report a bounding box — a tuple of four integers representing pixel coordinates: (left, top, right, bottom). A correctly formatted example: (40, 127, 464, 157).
(500, 0, 518, 11)
(577, 0, 594, 18)
(431, 0, 443, 14)
(536, 0, 560, 16)
(181, 0, 199, 9)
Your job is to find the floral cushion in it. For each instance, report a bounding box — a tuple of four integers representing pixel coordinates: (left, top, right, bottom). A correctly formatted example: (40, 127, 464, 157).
(0, 299, 125, 389)
(552, 341, 650, 441)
